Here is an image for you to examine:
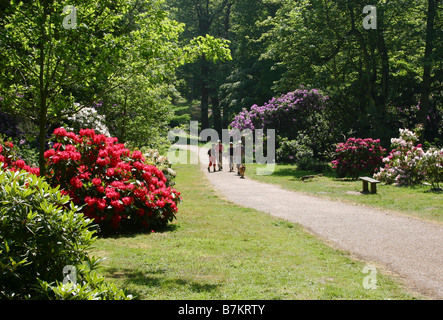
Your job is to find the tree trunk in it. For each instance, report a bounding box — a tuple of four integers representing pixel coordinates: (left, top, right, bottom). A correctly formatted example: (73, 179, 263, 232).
(38, 6, 48, 177)
(38, 96, 48, 177)
(198, 10, 211, 131)
(418, 0, 439, 131)
(348, 5, 375, 114)
(200, 56, 210, 131)
(223, 0, 232, 39)
(212, 96, 222, 136)
(376, 6, 389, 118)
(121, 93, 127, 142)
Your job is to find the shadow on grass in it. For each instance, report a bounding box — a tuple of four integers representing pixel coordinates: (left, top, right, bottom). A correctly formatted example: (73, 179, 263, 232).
(264, 166, 336, 181)
(422, 187, 442, 194)
(104, 267, 220, 298)
(333, 177, 360, 182)
(96, 223, 180, 239)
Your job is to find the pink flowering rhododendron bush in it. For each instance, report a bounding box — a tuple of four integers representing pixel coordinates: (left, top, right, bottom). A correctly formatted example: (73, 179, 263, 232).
(373, 128, 424, 186)
(331, 138, 386, 178)
(43, 128, 181, 233)
(419, 147, 443, 190)
(374, 128, 442, 188)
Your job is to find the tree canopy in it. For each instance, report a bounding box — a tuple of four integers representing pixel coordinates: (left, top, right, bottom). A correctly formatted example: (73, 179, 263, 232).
(0, 0, 441, 167)
(0, 0, 231, 173)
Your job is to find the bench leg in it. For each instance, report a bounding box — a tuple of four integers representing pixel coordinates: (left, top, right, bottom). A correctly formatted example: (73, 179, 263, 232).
(370, 183, 377, 194)
(362, 181, 369, 193)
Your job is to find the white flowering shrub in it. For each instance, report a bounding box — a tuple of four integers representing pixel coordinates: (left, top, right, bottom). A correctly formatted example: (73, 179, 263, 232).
(143, 148, 177, 187)
(67, 105, 110, 136)
(374, 128, 425, 186)
(374, 128, 443, 189)
(419, 148, 443, 190)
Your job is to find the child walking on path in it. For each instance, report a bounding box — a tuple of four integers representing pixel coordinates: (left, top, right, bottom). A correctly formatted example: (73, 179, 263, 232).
(208, 143, 217, 172)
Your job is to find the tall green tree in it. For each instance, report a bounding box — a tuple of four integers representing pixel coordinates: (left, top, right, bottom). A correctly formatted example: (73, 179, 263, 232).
(0, 0, 193, 174)
(259, 0, 439, 142)
(218, 0, 281, 125)
(102, 75, 176, 151)
(418, 0, 441, 130)
(167, 0, 233, 131)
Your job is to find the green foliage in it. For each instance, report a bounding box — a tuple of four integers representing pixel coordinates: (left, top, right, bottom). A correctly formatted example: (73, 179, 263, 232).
(218, 0, 282, 121)
(259, 0, 442, 143)
(1, 0, 132, 118)
(102, 75, 177, 150)
(184, 35, 232, 64)
(276, 135, 331, 173)
(165, 0, 236, 130)
(276, 135, 313, 164)
(37, 256, 133, 300)
(296, 157, 331, 173)
(0, 169, 96, 299)
(0, 0, 193, 172)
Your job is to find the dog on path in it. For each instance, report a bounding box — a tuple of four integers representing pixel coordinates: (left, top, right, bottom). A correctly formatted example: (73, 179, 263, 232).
(238, 164, 246, 179)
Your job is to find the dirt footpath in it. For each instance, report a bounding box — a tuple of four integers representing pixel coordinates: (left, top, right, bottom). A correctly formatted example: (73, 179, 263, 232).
(182, 144, 443, 299)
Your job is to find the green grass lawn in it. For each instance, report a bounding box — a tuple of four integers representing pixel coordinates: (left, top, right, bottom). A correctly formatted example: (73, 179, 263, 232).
(90, 159, 425, 300)
(246, 163, 443, 224)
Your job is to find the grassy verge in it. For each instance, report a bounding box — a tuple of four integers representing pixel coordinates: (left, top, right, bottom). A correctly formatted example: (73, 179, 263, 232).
(245, 163, 443, 224)
(90, 158, 425, 299)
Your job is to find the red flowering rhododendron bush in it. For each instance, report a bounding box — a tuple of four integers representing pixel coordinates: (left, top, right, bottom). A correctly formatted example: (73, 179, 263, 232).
(44, 128, 181, 233)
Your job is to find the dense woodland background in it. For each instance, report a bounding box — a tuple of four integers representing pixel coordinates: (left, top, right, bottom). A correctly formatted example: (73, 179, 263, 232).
(168, 0, 442, 146)
(0, 0, 441, 171)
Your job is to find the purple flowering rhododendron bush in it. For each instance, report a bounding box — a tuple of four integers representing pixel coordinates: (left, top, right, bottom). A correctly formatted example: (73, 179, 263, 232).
(332, 138, 386, 178)
(230, 87, 330, 135)
(43, 128, 181, 233)
(230, 87, 337, 160)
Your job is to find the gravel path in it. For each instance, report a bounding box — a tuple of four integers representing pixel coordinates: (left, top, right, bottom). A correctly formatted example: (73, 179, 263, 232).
(181, 144, 443, 299)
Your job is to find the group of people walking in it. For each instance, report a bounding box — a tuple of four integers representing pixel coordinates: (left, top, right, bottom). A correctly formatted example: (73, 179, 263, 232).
(207, 140, 245, 176)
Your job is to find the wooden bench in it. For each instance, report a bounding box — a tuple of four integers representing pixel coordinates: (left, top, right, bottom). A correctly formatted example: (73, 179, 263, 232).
(359, 177, 380, 194)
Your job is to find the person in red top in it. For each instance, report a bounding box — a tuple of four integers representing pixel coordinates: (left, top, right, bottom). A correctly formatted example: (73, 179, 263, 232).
(216, 140, 224, 171)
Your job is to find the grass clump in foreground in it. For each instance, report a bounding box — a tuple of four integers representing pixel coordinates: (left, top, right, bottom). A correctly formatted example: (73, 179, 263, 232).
(91, 160, 424, 300)
(246, 163, 443, 224)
